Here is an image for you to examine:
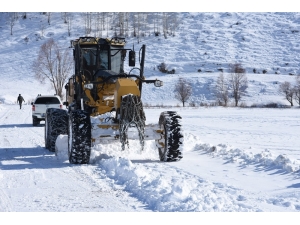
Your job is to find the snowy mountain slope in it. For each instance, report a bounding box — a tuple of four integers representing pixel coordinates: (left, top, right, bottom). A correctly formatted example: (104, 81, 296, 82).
(133, 12, 300, 76)
(0, 12, 300, 105)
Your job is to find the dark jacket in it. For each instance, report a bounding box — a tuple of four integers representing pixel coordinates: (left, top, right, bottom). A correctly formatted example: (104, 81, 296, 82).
(17, 95, 25, 104)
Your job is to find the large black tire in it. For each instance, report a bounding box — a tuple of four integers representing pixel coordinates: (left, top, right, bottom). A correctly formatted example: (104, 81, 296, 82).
(68, 110, 91, 164)
(45, 115, 50, 149)
(45, 108, 68, 152)
(157, 111, 183, 162)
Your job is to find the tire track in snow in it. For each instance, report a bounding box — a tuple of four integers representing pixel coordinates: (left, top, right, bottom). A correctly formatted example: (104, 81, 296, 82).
(0, 105, 45, 148)
(0, 189, 13, 212)
(0, 104, 151, 211)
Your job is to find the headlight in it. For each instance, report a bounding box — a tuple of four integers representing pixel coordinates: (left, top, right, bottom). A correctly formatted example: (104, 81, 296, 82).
(84, 83, 93, 89)
(103, 95, 114, 101)
(154, 80, 163, 87)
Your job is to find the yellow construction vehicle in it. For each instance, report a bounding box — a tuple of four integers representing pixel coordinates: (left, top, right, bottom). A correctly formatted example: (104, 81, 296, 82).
(44, 37, 183, 164)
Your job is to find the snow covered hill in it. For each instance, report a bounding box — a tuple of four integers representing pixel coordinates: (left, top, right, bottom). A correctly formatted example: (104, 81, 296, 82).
(0, 12, 300, 106)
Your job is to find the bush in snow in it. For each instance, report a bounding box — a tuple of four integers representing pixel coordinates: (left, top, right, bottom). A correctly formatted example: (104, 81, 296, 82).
(157, 62, 175, 74)
(157, 62, 167, 73)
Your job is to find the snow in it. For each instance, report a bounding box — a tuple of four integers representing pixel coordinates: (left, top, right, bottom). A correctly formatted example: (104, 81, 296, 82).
(1, 3, 300, 223)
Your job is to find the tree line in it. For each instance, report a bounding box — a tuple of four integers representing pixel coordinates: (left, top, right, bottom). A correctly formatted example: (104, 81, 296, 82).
(1, 12, 180, 40)
(174, 63, 300, 108)
(174, 63, 248, 107)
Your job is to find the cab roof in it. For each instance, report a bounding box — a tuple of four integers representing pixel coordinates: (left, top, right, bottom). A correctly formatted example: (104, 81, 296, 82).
(71, 37, 126, 48)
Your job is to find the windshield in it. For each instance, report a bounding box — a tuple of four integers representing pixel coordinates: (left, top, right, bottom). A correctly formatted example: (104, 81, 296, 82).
(111, 46, 123, 74)
(34, 97, 60, 104)
(80, 46, 124, 75)
(82, 48, 108, 70)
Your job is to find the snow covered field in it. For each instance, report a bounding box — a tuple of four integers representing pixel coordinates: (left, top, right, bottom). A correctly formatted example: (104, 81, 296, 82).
(1, 104, 300, 213)
(1, 5, 300, 223)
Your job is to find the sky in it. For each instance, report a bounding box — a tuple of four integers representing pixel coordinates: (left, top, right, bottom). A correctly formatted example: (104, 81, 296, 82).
(0, 11, 300, 224)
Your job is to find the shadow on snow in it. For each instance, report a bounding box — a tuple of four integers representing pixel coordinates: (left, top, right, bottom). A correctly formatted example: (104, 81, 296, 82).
(0, 123, 44, 128)
(0, 146, 68, 170)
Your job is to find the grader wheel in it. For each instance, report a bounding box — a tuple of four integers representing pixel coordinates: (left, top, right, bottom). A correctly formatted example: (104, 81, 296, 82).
(157, 111, 183, 162)
(68, 110, 91, 164)
(45, 108, 68, 152)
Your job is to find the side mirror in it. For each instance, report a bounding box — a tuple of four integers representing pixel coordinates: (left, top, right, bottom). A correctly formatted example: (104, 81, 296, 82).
(63, 102, 69, 107)
(129, 50, 135, 67)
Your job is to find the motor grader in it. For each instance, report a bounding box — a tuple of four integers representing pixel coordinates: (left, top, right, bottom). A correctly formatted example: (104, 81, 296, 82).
(44, 36, 183, 164)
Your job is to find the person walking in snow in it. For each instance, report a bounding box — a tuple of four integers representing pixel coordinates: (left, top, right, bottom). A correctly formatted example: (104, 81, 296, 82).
(17, 94, 25, 109)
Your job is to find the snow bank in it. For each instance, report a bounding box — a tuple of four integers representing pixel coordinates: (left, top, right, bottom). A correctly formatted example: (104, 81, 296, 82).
(55, 133, 260, 211)
(193, 137, 300, 173)
(96, 156, 259, 212)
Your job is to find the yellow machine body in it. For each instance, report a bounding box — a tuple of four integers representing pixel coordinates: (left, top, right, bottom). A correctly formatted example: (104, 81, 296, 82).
(82, 77, 140, 117)
(114, 78, 140, 109)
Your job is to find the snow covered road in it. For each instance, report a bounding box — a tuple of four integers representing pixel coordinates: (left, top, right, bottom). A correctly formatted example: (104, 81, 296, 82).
(0, 105, 150, 212)
(1, 104, 300, 212)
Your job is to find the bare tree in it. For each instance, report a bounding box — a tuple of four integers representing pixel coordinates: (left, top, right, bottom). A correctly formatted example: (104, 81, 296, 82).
(174, 78, 192, 107)
(118, 12, 125, 36)
(215, 72, 229, 106)
(32, 38, 73, 99)
(129, 12, 141, 40)
(169, 12, 179, 36)
(98, 12, 110, 37)
(228, 63, 248, 106)
(84, 12, 92, 35)
(162, 12, 168, 39)
(140, 13, 148, 37)
(99, 12, 105, 37)
(124, 12, 130, 37)
(47, 12, 51, 25)
(294, 76, 300, 106)
(40, 23, 46, 37)
(66, 13, 73, 37)
(8, 12, 18, 35)
(136, 13, 142, 40)
(94, 12, 107, 38)
(61, 12, 67, 23)
(106, 13, 110, 37)
(131, 13, 138, 38)
(153, 12, 161, 36)
(279, 81, 295, 106)
(94, 12, 101, 37)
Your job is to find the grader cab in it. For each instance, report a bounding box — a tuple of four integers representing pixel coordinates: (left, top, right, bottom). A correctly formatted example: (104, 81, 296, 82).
(44, 36, 183, 164)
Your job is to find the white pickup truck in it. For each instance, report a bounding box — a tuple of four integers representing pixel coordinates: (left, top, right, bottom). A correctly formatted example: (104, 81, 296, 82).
(31, 94, 63, 126)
